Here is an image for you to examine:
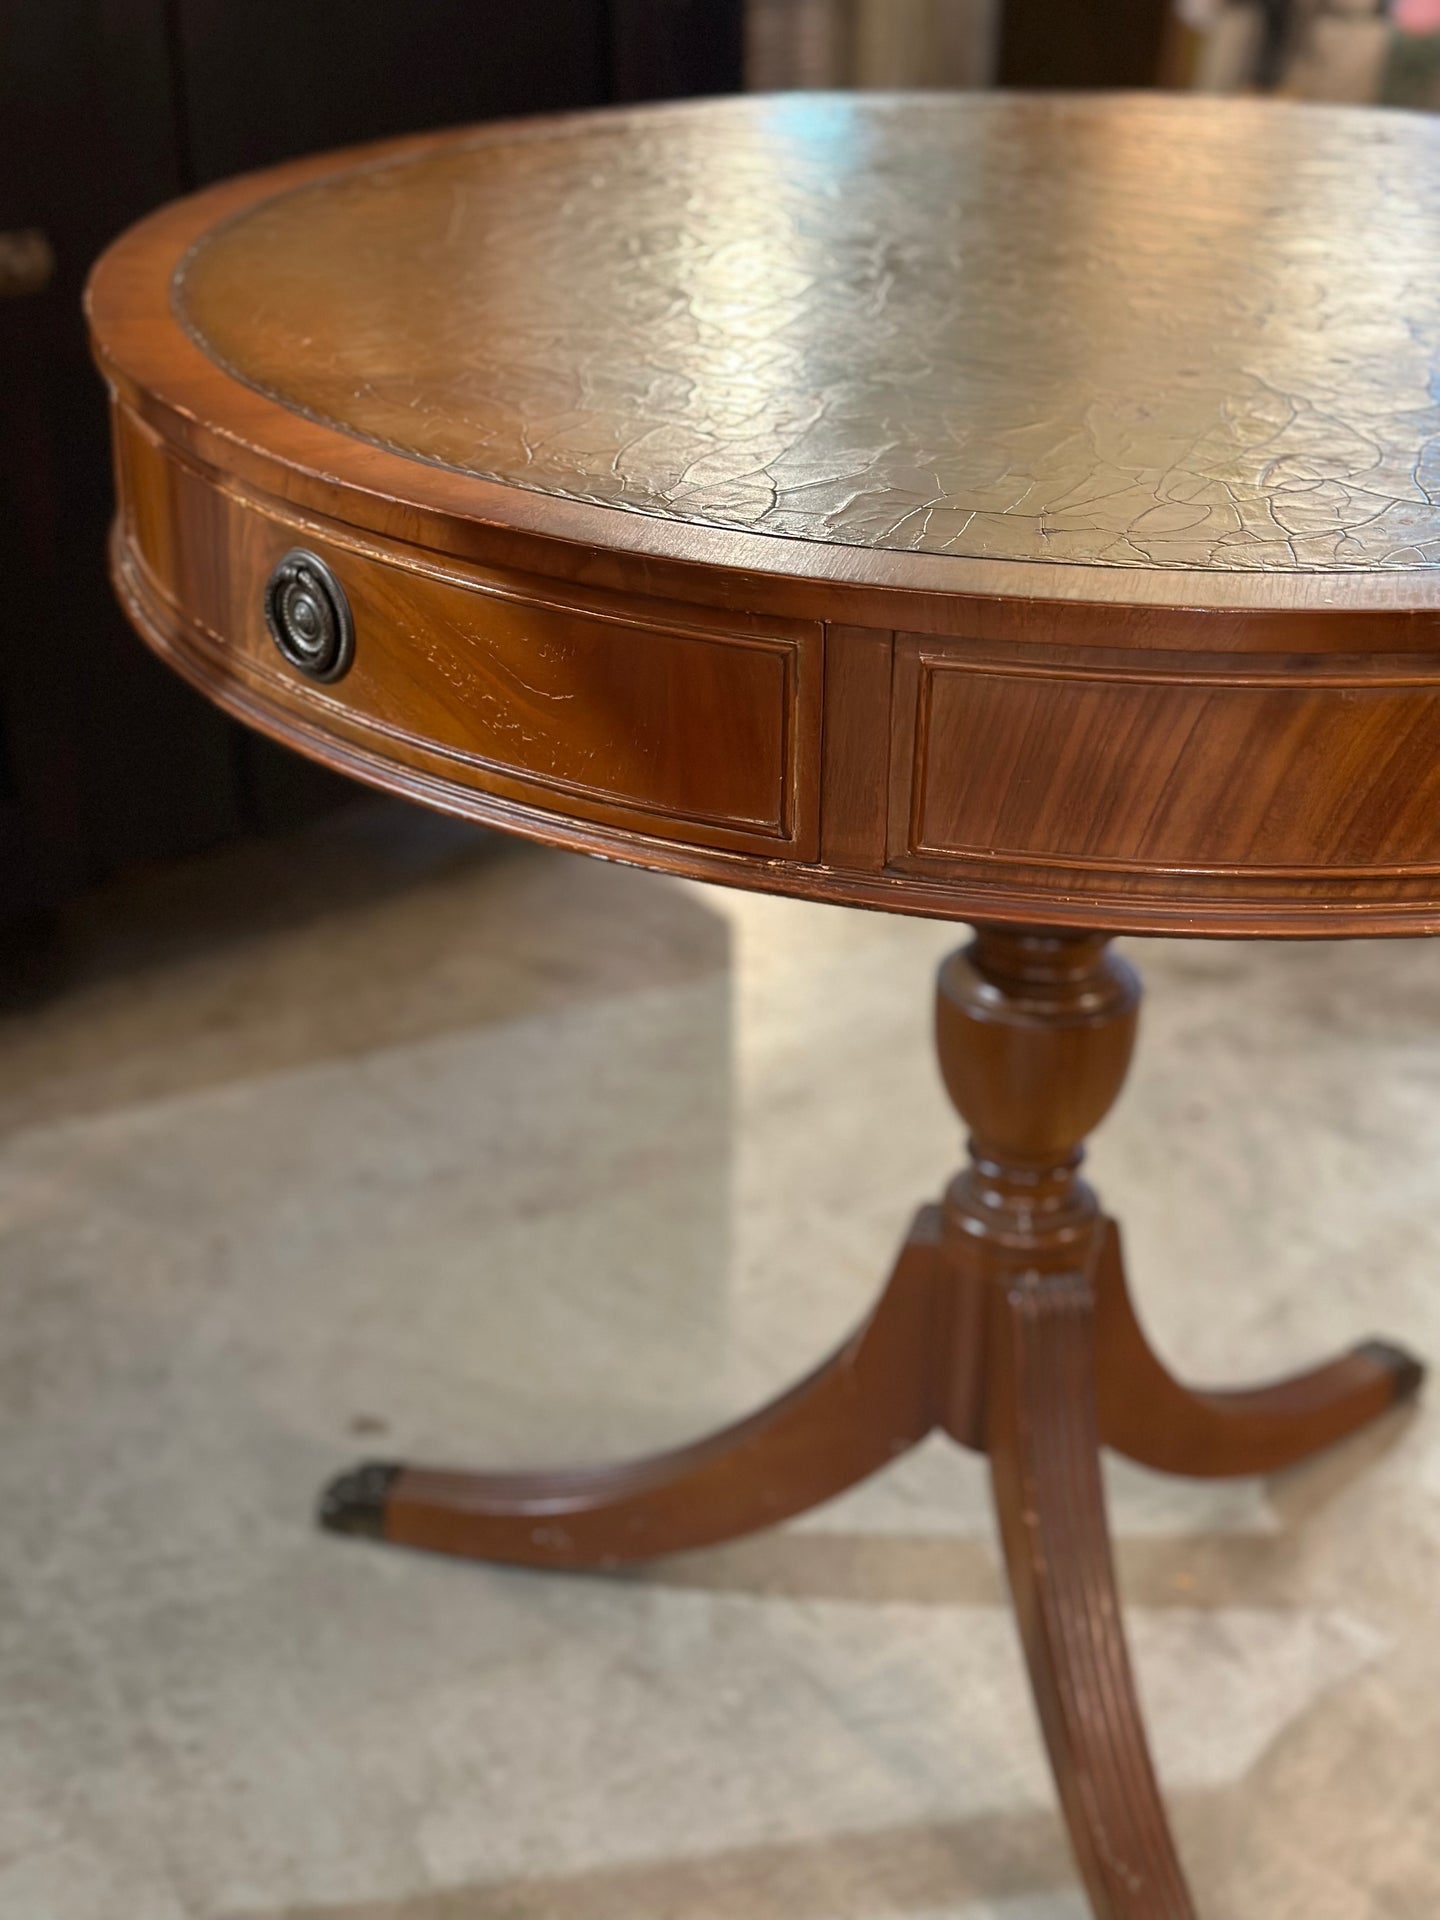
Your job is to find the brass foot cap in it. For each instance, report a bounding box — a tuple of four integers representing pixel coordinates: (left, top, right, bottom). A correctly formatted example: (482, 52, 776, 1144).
(1356, 1341, 1426, 1403)
(318, 1460, 402, 1538)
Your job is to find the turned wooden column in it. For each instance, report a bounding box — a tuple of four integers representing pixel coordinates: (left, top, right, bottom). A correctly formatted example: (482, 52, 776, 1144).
(936, 927, 1139, 1265)
(931, 927, 1138, 1445)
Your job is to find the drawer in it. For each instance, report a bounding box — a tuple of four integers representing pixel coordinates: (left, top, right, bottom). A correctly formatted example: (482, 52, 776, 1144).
(117, 407, 822, 859)
(888, 634, 1440, 882)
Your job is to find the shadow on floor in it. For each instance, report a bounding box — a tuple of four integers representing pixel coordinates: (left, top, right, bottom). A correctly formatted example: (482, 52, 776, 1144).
(0, 800, 732, 1139)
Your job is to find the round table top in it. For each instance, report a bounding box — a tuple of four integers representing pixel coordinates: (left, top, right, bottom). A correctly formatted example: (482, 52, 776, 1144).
(87, 94, 1440, 936)
(180, 91, 1440, 582)
(95, 91, 1440, 617)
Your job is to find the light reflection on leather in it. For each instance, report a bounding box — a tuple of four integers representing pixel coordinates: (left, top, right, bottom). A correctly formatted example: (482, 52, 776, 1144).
(178, 94, 1440, 573)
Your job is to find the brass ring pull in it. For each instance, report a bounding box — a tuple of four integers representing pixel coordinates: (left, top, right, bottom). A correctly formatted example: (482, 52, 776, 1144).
(263, 549, 354, 683)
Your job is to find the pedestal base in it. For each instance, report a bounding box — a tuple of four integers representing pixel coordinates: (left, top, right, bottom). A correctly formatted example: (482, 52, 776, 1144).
(319, 929, 1424, 1920)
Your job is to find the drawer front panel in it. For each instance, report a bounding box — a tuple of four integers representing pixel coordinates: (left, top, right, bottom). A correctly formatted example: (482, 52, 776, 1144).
(890, 638, 1440, 879)
(118, 408, 821, 857)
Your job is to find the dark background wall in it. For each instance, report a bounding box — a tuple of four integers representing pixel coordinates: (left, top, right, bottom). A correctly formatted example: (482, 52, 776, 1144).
(0, 0, 744, 939)
(996, 0, 1172, 89)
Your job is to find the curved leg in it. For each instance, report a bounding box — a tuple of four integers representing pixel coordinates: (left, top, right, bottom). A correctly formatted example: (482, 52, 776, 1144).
(320, 1209, 946, 1567)
(988, 1247, 1197, 1920)
(1093, 1222, 1424, 1479)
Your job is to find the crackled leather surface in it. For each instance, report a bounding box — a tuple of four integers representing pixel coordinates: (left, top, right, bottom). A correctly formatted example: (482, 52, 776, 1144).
(177, 93, 1440, 574)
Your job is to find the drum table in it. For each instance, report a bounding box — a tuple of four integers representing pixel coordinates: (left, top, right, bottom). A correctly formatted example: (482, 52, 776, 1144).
(88, 93, 1437, 1918)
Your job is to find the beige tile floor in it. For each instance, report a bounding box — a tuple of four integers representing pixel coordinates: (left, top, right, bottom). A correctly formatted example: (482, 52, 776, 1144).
(1, 800, 1437, 1920)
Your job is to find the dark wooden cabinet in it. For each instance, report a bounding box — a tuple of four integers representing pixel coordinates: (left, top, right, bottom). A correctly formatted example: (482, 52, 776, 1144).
(996, 0, 1171, 87)
(0, 0, 742, 930)
(170, 3, 610, 183)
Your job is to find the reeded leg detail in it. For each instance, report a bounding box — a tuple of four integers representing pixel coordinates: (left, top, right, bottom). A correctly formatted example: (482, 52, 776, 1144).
(988, 1245, 1197, 1920)
(321, 1209, 947, 1567)
(1093, 1220, 1425, 1479)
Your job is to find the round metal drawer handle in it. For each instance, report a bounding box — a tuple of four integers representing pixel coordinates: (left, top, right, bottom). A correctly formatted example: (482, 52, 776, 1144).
(264, 548, 354, 682)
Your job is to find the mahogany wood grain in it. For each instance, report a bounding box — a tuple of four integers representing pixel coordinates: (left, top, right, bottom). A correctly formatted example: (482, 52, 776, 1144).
(817, 624, 894, 872)
(893, 638, 1440, 888)
(87, 96, 1434, 1919)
